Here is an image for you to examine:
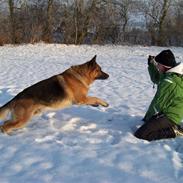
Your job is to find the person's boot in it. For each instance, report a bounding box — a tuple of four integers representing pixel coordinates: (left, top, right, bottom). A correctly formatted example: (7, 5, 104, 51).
(172, 125, 183, 136)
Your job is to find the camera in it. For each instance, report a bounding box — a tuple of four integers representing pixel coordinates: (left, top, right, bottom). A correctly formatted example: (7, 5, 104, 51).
(148, 55, 156, 65)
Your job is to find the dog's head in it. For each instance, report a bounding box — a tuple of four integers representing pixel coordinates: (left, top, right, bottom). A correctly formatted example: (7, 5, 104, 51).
(85, 55, 109, 80)
(70, 55, 109, 85)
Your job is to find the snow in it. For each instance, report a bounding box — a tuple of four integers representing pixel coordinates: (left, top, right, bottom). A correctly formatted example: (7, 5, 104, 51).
(0, 43, 183, 183)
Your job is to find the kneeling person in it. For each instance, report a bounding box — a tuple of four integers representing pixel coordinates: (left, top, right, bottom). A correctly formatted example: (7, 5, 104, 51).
(135, 50, 183, 141)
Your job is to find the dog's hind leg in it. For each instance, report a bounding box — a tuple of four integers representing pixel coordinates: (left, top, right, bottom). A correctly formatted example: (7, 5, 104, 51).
(0, 115, 31, 134)
(0, 105, 10, 120)
(0, 106, 34, 134)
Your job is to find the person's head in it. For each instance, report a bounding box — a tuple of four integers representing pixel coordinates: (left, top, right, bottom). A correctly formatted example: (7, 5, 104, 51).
(155, 49, 176, 73)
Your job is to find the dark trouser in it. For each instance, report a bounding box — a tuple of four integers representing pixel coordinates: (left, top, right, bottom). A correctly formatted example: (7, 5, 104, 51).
(134, 115, 176, 141)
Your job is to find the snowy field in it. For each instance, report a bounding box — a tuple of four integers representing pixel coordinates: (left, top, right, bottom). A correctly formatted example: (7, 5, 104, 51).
(0, 44, 183, 183)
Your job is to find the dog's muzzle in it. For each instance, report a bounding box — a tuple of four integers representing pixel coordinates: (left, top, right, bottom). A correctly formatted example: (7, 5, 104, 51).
(97, 71, 109, 80)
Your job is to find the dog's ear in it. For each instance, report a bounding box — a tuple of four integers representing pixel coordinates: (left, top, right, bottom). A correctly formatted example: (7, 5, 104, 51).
(88, 55, 97, 67)
(90, 55, 97, 62)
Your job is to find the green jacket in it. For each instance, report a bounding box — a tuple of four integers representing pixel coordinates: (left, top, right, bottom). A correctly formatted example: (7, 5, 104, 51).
(144, 62, 183, 125)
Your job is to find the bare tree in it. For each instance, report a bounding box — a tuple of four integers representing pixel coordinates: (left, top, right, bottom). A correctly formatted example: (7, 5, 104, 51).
(141, 0, 172, 46)
(74, 0, 82, 44)
(103, 0, 134, 42)
(42, 0, 54, 42)
(0, 0, 8, 45)
(157, 0, 171, 45)
(170, 0, 183, 46)
(117, 0, 133, 38)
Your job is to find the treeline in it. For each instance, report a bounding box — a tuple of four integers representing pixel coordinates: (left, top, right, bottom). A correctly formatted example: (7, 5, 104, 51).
(0, 0, 183, 46)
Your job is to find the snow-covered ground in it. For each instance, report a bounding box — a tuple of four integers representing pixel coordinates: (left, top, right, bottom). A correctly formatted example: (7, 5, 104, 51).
(0, 44, 183, 183)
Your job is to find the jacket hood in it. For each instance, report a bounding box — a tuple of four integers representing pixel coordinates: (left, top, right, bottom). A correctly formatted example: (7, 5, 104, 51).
(167, 63, 183, 75)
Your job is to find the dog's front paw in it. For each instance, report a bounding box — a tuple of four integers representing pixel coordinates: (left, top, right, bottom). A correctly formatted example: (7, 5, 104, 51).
(101, 102, 109, 107)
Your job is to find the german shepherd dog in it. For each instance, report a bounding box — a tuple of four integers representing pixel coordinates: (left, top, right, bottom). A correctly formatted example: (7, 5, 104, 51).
(0, 55, 109, 134)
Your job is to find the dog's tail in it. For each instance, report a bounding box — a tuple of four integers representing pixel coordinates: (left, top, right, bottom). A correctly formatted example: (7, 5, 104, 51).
(0, 103, 11, 120)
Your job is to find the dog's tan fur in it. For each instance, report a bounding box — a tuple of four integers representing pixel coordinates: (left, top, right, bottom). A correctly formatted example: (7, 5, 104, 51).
(0, 55, 109, 134)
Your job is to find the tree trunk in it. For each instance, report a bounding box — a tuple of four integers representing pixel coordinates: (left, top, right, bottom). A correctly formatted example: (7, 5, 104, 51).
(157, 0, 170, 46)
(74, 0, 84, 44)
(43, 0, 54, 43)
(8, 0, 16, 44)
(74, 1, 78, 44)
